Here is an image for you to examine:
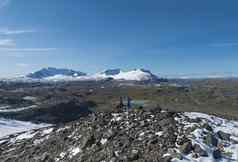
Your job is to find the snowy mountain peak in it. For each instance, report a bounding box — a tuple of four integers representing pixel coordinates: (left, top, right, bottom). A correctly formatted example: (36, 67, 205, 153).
(4, 67, 160, 82)
(26, 67, 86, 79)
(95, 68, 159, 81)
(101, 69, 121, 76)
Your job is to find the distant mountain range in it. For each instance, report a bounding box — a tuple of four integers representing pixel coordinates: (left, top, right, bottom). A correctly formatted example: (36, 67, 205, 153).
(20, 67, 160, 82)
(3, 67, 236, 82)
(26, 67, 86, 79)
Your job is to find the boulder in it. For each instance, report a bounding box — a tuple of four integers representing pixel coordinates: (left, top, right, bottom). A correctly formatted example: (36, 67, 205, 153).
(202, 123, 213, 132)
(103, 129, 115, 139)
(204, 134, 218, 147)
(179, 141, 193, 154)
(127, 149, 140, 161)
(177, 136, 190, 146)
(193, 144, 208, 157)
(162, 156, 172, 162)
(213, 149, 222, 159)
(81, 134, 95, 149)
(217, 131, 230, 141)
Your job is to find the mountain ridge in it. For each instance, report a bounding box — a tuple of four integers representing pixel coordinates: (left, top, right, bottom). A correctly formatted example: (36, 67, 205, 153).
(23, 67, 160, 82)
(26, 67, 86, 79)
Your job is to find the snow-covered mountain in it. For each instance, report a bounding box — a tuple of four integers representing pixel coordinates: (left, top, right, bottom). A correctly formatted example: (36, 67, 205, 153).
(26, 67, 86, 79)
(93, 69, 159, 81)
(2, 67, 160, 82)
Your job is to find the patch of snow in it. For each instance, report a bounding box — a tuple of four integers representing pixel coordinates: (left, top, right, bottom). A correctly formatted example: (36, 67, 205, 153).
(0, 118, 50, 138)
(0, 139, 6, 144)
(173, 112, 238, 162)
(60, 152, 66, 158)
(155, 131, 163, 136)
(42, 128, 54, 135)
(184, 112, 238, 136)
(114, 151, 120, 157)
(15, 131, 37, 140)
(55, 152, 67, 162)
(100, 138, 108, 145)
(69, 147, 82, 158)
(139, 132, 145, 136)
(0, 105, 10, 110)
(56, 126, 71, 133)
(23, 96, 37, 101)
(0, 105, 37, 112)
(111, 113, 123, 121)
(163, 153, 171, 157)
(33, 137, 49, 145)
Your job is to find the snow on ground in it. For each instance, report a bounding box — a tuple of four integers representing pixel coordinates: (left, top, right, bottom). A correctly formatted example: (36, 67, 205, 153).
(0, 105, 11, 110)
(111, 113, 123, 121)
(0, 118, 50, 138)
(0, 105, 37, 113)
(23, 96, 37, 101)
(172, 112, 238, 162)
(69, 147, 82, 158)
(15, 131, 37, 141)
(42, 128, 54, 135)
(155, 131, 163, 136)
(183, 112, 238, 137)
(100, 138, 108, 145)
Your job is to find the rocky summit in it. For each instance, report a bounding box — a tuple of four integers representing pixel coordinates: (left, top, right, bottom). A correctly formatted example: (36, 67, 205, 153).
(1, 109, 238, 162)
(0, 110, 178, 162)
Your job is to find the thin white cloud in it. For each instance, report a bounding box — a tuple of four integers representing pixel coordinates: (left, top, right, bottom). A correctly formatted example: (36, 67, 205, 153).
(209, 42, 238, 47)
(0, 48, 57, 52)
(0, 28, 35, 35)
(0, 0, 10, 8)
(0, 39, 15, 47)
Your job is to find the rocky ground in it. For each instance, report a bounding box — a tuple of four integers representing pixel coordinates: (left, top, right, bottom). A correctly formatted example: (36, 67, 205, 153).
(1, 79, 238, 162)
(1, 109, 238, 162)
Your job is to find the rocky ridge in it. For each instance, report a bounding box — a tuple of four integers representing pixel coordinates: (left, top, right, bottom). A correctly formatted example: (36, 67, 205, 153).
(0, 110, 177, 162)
(0, 110, 238, 162)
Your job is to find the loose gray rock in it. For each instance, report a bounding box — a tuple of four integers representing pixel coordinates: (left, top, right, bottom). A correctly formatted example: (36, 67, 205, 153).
(177, 136, 190, 146)
(217, 131, 230, 141)
(162, 156, 173, 162)
(193, 144, 208, 157)
(179, 141, 193, 154)
(213, 149, 222, 159)
(204, 134, 218, 147)
(0, 111, 178, 162)
(127, 149, 140, 161)
(202, 123, 213, 132)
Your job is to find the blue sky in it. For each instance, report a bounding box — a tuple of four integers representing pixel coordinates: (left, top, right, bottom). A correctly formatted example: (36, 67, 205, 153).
(0, 0, 238, 77)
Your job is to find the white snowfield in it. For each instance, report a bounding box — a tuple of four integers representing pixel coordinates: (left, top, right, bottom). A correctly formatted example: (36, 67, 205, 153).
(44, 69, 157, 81)
(93, 69, 155, 81)
(172, 112, 238, 162)
(0, 118, 50, 139)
